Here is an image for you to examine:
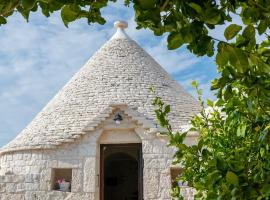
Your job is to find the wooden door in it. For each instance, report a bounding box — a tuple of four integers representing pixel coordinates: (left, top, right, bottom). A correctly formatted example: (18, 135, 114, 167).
(100, 143, 143, 200)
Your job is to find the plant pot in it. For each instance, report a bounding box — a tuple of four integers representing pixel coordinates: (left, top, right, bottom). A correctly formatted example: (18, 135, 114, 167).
(59, 181, 70, 192)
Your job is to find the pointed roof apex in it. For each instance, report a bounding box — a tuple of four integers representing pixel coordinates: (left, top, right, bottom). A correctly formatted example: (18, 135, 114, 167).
(114, 21, 128, 29)
(110, 20, 130, 40)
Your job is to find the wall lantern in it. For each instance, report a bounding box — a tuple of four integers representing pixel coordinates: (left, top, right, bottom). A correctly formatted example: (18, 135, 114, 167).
(113, 113, 123, 124)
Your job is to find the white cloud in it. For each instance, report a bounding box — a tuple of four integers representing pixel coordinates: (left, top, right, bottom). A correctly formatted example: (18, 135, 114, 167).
(145, 41, 200, 74)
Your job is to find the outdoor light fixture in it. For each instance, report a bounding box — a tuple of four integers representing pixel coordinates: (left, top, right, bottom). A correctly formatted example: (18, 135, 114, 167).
(113, 113, 123, 124)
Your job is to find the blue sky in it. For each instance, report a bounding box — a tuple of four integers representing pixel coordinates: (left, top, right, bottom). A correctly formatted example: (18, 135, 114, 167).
(0, 1, 219, 147)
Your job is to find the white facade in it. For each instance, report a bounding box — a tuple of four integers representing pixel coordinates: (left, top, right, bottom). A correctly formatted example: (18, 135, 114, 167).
(0, 21, 200, 200)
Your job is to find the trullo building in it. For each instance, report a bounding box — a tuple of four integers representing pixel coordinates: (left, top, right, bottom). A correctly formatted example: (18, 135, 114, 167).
(0, 21, 200, 200)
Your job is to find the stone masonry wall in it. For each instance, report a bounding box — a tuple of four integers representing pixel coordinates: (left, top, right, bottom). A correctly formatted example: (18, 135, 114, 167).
(0, 128, 100, 200)
(0, 115, 196, 200)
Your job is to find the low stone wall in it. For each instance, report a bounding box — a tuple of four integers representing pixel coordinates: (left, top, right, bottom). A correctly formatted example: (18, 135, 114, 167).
(24, 191, 95, 200)
(0, 173, 95, 200)
(0, 173, 195, 200)
(0, 173, 35, 200)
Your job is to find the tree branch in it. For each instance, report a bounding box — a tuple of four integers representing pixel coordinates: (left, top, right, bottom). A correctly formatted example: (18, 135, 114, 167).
(161, 0, 169, 11)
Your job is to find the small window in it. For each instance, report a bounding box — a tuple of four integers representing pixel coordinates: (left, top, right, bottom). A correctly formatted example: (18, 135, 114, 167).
(170, 167, 185, 187)
(51, 168, 72, 192)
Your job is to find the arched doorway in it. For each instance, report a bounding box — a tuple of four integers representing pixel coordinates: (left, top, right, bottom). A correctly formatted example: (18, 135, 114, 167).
(100, 144, 143, 200)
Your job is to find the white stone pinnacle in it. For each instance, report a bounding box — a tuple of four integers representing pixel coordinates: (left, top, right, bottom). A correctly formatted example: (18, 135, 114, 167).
(114, 21, 128, 29)
(110, 20, 130, 40)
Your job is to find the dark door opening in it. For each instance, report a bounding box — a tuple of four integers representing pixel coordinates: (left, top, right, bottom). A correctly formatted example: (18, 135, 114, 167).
(100, 144, 143, 200)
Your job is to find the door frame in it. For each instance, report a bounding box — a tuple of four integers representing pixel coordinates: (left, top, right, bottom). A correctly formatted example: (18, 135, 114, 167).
(100, 143, 143, 200)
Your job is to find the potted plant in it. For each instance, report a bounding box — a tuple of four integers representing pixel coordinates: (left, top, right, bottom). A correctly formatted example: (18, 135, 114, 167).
(56, 178, 70, 192)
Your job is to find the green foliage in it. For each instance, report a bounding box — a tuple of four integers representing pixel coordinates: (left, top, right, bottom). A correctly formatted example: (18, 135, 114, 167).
(0, 0, 113, 26)
(153, 79, 270, 199)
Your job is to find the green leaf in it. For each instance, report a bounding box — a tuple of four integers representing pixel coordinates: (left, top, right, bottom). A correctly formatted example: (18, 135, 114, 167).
(191, 80, 198, 88)
(231, 188, 238, 196)
(139, 0, 156, 9)
(243, 25, 255, 40)
(226, 171, 239, 186)
(260, 148, 265, 157)
(167, 32, 183, 50)
(260, 184, 270, 196)
(211, 79, 220, 90)
(227, 45, 248, 73)
(207, 40, 214, 56)
(188, 3, 202, 13)
(237, 124, 246, 137)
(180, 27, 193, 43)
(0, 16, 7, 25)
(164, 105, 170, 114)
(21, 0, 36, 10)
(204, 8, 221, 25)
(17, 5, 30, 21)
(224, 24, 242, 40)
(207, 170, 222, 186)
(264, 124, 270, 131)
(261, 49, 270, 57)
(235, 35, 248, 48)
(207, 99, 214, 107)
(216, 43, 230, 67)
(39, 2, 50, 17)
(61, 5, 80, 27)
(258, 20, 267, 35)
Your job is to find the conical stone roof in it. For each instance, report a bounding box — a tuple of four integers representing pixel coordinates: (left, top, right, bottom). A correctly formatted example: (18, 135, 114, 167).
(1, 21, 201, 153)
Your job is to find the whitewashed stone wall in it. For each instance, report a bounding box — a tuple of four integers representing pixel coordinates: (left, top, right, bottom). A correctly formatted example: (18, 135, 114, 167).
(0, 112, 196, 200)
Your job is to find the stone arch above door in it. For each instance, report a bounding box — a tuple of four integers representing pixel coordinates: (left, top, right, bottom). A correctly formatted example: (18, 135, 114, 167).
(99, 129, 141, 144)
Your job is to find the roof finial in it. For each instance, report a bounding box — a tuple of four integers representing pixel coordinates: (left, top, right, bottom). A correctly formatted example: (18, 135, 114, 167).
(114, 21, 128, 29)
(110, 21, 129, 40)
